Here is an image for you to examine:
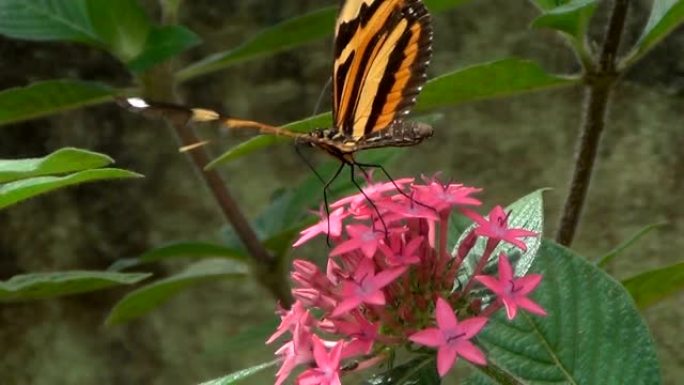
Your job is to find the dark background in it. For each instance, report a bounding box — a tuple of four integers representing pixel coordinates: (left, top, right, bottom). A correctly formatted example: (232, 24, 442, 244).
(1, 1, 682, 384)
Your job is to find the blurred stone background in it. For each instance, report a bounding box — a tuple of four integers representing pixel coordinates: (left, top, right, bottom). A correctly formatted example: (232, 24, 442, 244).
(0, 0, 682, 384)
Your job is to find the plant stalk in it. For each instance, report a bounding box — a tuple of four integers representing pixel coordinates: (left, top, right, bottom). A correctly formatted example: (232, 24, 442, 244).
(140, 1, 293, 305)
(555, 0, 629, 246)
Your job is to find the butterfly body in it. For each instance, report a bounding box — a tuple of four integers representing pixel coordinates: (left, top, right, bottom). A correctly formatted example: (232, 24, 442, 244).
(120, 0, 434, 162)
(297, 120, 433, 164)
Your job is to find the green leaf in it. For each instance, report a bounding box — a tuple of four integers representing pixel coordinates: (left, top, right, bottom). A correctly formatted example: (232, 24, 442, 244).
(108, 241, 249, 271)
(197, 361, 277, 385)
(0, 80, 115, 126)
(176, 0, 472, 82)
(0, 168, 142, 210)
(465, 240, 661, 385)
(622, 262, 684, 309)
(531, 0, 598, 40)
(177, 7, 336, 82)
(205, 113, 331, 169)
(627, 0, 684, 63)
(85, 0, 151, 61)
(416, 58, 578, 111)
(0, 0, 153, 61)
(0, 147, 113, 183)
(363, 356, 439, 385)
(126, 25, 201, 73)
(596, 222, 667, 268)
(0, 0, 101, 45)
(106, 259, 248, 325)
(454, 189, 545, 278)
(0, 271, 150, 302)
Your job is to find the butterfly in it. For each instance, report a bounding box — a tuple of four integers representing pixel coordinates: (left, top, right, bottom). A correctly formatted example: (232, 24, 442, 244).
(120, 0, 434, 211)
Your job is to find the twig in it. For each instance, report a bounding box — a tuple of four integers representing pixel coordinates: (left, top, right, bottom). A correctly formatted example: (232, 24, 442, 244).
(555, 0, 630, 246)
(139, 1, 293, 305)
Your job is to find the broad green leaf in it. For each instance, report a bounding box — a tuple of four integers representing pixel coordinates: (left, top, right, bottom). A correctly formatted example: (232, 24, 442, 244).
(177, 0, 472, 82)
(127, 25, 201, 73)
(108, 241, 249, 271)
(0, 0, 100, 45)
(197, 361, 277, 385)
(0, 0, 153, 61)
(0, 80, 115, 126)
(85, 0, 151, 61)
(454, 190, 545, 279)
(177, 7, 336, 82)
(596, 222, 666, 268)
(622, 262, 684, 309)
(416, 58, 578, 111)
(0, 271, 150, 302)
(0, 168, 141, 210)
(0, 147, 112, 183)
(627, 0, 684, 62)
(106, 259, 248, 325)
(205, 113, 331, 169)
(531, 0, 597, 40)
(465, 240, 661, 385)
(363, 356, 439, 385)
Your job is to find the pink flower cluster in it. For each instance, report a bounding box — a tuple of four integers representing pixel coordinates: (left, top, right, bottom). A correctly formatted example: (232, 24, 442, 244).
(268, 176, 546, 384)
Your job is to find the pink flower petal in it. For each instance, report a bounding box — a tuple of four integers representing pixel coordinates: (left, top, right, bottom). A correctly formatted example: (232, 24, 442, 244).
(436, 345, 458, 377)
(409, 328, 443, 347)
(435, 298, 458, 330)
(455, 340, 487, 365)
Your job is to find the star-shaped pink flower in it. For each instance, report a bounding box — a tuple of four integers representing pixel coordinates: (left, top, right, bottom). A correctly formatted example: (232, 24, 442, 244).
(267, 301, 311, 344)
(475, 253, 546, 320)
(463, 205, 537, 251)
(332, 312, 381, 357)
(293, 207, 347, 247)
(330, 224, 385, 258)
(378, 235, 423, 266)
(409, 298, 488, 377)
(331, 177, 414, 210)
(296, 336, 343, 385)
(379, 195, 439, 221)
(275, 322, 314, 385)
(331, 259, 406, 317)
(413, 182, 482, 212)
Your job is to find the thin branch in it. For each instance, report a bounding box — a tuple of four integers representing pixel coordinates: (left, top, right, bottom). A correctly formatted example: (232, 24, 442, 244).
(141, 1, 292, 305)
(555, 0, 630, 246)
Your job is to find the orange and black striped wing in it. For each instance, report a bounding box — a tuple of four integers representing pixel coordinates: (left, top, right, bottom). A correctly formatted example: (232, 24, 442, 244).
(332, 0, 432, 140)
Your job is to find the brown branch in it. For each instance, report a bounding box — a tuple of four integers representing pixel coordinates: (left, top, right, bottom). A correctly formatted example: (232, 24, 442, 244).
(138, 1, 292, 305)
(555, 0, 630, 246)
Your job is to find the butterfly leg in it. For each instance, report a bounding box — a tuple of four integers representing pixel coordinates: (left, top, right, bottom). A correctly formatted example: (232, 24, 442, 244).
(319, 162, 347, 246)
(349, 164, 389, 238)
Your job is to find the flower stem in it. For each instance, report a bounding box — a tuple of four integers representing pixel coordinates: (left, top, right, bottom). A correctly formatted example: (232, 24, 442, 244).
(460, 239, 498, 296)
(555, 0, 629, 246)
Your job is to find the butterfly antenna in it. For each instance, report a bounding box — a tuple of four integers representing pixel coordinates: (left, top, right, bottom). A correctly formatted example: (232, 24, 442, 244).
(349, 164, 389, 237)
(312, 76, 333, 116)
(294, 144, 326, 184)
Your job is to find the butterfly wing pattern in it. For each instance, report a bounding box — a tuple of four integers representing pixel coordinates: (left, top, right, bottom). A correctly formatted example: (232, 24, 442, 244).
(300, 0, 434, 161)
(120, 0, 434, 162)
